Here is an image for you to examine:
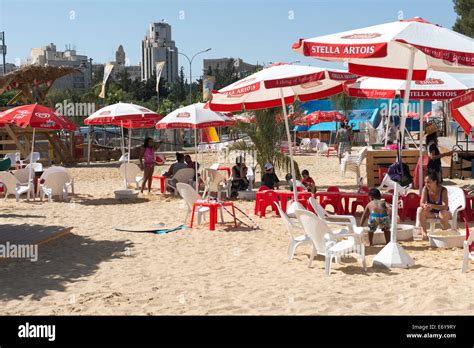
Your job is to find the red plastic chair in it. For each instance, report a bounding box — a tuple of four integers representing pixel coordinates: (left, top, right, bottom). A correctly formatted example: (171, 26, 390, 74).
(378, 166, 389, 184)
(460, 190, 473, 222)
(254, 186, 271, 215)
(258, 186, 270, 192)
(320, 186, 343, 214)
(350, 186, 369, 214)
(259, 190, 278, 218)
(296, 186, 305, 192)
(399, 192, 420, 221)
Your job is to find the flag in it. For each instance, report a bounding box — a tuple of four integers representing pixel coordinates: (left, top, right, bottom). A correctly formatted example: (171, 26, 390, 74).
(202, 75, 216, 101)
(99, 63, 114, 99)
(155, 61, 165, 93)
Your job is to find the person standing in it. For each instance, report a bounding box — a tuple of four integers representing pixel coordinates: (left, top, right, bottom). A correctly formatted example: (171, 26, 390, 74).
(139, 137, 159, 194)
(336, 122, 350, 164)
(425, 124, 453, 182)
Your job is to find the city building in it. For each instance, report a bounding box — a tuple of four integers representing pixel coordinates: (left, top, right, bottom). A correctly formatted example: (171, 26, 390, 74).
(203, 58, 257, 78)
(0, 63, 18, 76)
(28, 43, 92, 93)
(141, 22, 178, 83)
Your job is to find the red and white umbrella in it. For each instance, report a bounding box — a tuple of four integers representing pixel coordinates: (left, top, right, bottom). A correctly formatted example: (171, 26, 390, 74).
(302, 110, 346, 125)
(209, 63, 357, 199)
(84, 102, 159, 125)
(450, 90, 474, 139)
(84, 102, 161, 164)
(0, 104, 77, 195)
(344, 71, 470, 100)
(293, 17, 474, 80)
(156, 103, 232, 188)
(293, 17, 474, 269)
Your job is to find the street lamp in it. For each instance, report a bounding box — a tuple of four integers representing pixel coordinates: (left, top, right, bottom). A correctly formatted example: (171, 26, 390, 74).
(175, 48, 211, 105)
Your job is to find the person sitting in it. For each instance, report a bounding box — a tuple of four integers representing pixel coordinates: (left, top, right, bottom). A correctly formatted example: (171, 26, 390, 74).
(163, 152, 188, 178)
(301, 169, 316, 193)
(262, 162, 280, 190)
(285, 173, 305, 191)
(360, 188, 392, 246)
(416, 170, 452, 240)
(231, 156, 249, 197)
(184, 154, 200, 183)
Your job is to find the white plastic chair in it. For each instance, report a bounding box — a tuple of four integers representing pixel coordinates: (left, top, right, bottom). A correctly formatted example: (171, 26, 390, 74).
(378, 173, 409, 196)
(4, 153, 21, 168)
(309, 197, 365, 235)
(340, 146, 367, 184)
(176, 183, 223, 225)
(26, 162, 43, 172)
(165, 168, 195, 196)
(316, 142, 329, 156)
(274, 201, 311, 261)
(40, 166, 74, 195)
(119, 163, 143, 189)
(299, 138, 311, 152)
(295, 209, 366, 275)
(416, 186, 466, 233)
(39, 171, 69, 202)
(202, 169, 230, 200)
(25, 152, 40, 163)
(14, 168, 35, 185)
(246, 166, 255, 191)
(462, 228, 474, 273)
(0, 171, 33, 201)
(209, 163, 220, 170)
(310, 138, 320, 151)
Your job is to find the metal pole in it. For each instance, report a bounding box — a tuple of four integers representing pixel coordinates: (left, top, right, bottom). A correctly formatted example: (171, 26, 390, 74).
(418, 99, 424, 194)
(385, 99, 393, 147)
(194, 127, 198, 190)
(87, 126, 92, 165)
(1, 32, 6, 75)
(28, 128, 35, 200)
(280, 88, 298, 201)
(189, 61, 192, 105)
(128, 128, 132, 163)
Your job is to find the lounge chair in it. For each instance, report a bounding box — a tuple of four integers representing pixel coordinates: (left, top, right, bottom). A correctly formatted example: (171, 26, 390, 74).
(165, 168, 195, 196)
(39, 171, 70, 202)
(295, 209, 366, 275)
(119, 163, 143, 189)
(416, 186, 466, 233)
(0, 171, 33, 201)
(274, 201, 310, 261)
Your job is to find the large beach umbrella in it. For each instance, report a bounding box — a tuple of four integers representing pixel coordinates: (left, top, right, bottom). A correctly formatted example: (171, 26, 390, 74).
(293, 16, 474, 269)
(344, 71, 470, 191)
(84, 102, 161, 163)
(450, 90, 474, 139)
(209, 63, 357, 199)
(156, 103, 233, 188)
(0, 104, 77, 194)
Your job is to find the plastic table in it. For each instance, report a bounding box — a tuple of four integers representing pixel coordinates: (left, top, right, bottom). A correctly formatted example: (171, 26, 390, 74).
(217, 167, 231, 178)
(152, 175, 166, 193)
(190, 201, 237, 231)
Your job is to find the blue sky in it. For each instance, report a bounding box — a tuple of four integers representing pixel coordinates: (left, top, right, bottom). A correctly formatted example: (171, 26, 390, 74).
(0, 0, 459, 80)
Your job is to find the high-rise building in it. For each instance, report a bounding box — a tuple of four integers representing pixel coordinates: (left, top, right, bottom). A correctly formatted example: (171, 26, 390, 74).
(141, 22, 178, 83)
(28, 43, 92, 93)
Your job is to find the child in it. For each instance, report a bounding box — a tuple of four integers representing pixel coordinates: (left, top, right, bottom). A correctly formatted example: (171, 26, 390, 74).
(285, 173, 304, 191)
(360, 188, 391, 246)
(301, 169, 316, 193)
(262, 162, 279, 189)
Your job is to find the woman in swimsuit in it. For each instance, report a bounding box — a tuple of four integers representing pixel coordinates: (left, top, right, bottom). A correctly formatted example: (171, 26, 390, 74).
(139, 137, 158, 194)
(417, 170, 452, 239)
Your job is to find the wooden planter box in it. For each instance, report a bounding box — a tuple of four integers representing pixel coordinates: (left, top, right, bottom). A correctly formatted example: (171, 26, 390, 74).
(366, 149, 420, 187)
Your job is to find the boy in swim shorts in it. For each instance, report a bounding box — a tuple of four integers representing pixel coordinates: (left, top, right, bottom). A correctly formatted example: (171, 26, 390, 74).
(360, 188, 392, 246)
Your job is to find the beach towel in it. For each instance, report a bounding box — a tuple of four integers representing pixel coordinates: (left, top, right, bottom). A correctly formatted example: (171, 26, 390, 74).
(115, 223, 187, 234)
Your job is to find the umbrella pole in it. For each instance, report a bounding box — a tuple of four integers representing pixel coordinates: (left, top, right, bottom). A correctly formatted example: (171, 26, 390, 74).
(128, 128, 132, 163)
(279, 88, 298, 201)
(194, 127, 198, 191)
(419, 99, 424, 194)
(87, 126, 92, 165)
(121, 120, 127, 189)
(28, 128, 35, 200)
(373, 47, 416, 269)
(384, 99, 393, 147)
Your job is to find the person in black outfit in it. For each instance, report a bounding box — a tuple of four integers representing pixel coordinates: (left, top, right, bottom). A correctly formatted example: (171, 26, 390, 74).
(231, 156, 249, 197)
(262, 162, 280, 189)
(425, 124, 453, 183)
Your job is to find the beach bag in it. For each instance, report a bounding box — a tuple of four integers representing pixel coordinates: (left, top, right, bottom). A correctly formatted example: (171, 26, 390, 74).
(387, 135, 413, 187)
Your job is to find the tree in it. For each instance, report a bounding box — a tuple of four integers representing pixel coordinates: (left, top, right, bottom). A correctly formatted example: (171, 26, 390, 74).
(330, 93, 360, 117)
(453, 0, 474, 37)
(230, 108, 300, 179)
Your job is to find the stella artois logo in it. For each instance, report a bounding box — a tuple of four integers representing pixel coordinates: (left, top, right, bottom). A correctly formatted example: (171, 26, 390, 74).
(176, 112, 190, 118)
(341, 33, 382, 39)
(415, 78, 444, 85)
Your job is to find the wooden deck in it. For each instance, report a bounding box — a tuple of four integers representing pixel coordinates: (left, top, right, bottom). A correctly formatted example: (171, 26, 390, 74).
(0, 224, 72, 246)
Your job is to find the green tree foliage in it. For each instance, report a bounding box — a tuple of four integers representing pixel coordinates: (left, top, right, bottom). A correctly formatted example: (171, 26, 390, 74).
(230, 108, 300, 179)
(330, 93, 360, 117)
(453, 0, 474, 37)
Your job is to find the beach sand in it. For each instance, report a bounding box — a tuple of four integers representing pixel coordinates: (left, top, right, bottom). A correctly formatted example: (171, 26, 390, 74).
(1, 149, 473, 315)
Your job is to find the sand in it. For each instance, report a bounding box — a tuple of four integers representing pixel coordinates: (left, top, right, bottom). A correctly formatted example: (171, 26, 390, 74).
(1, 149, 473, 315)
